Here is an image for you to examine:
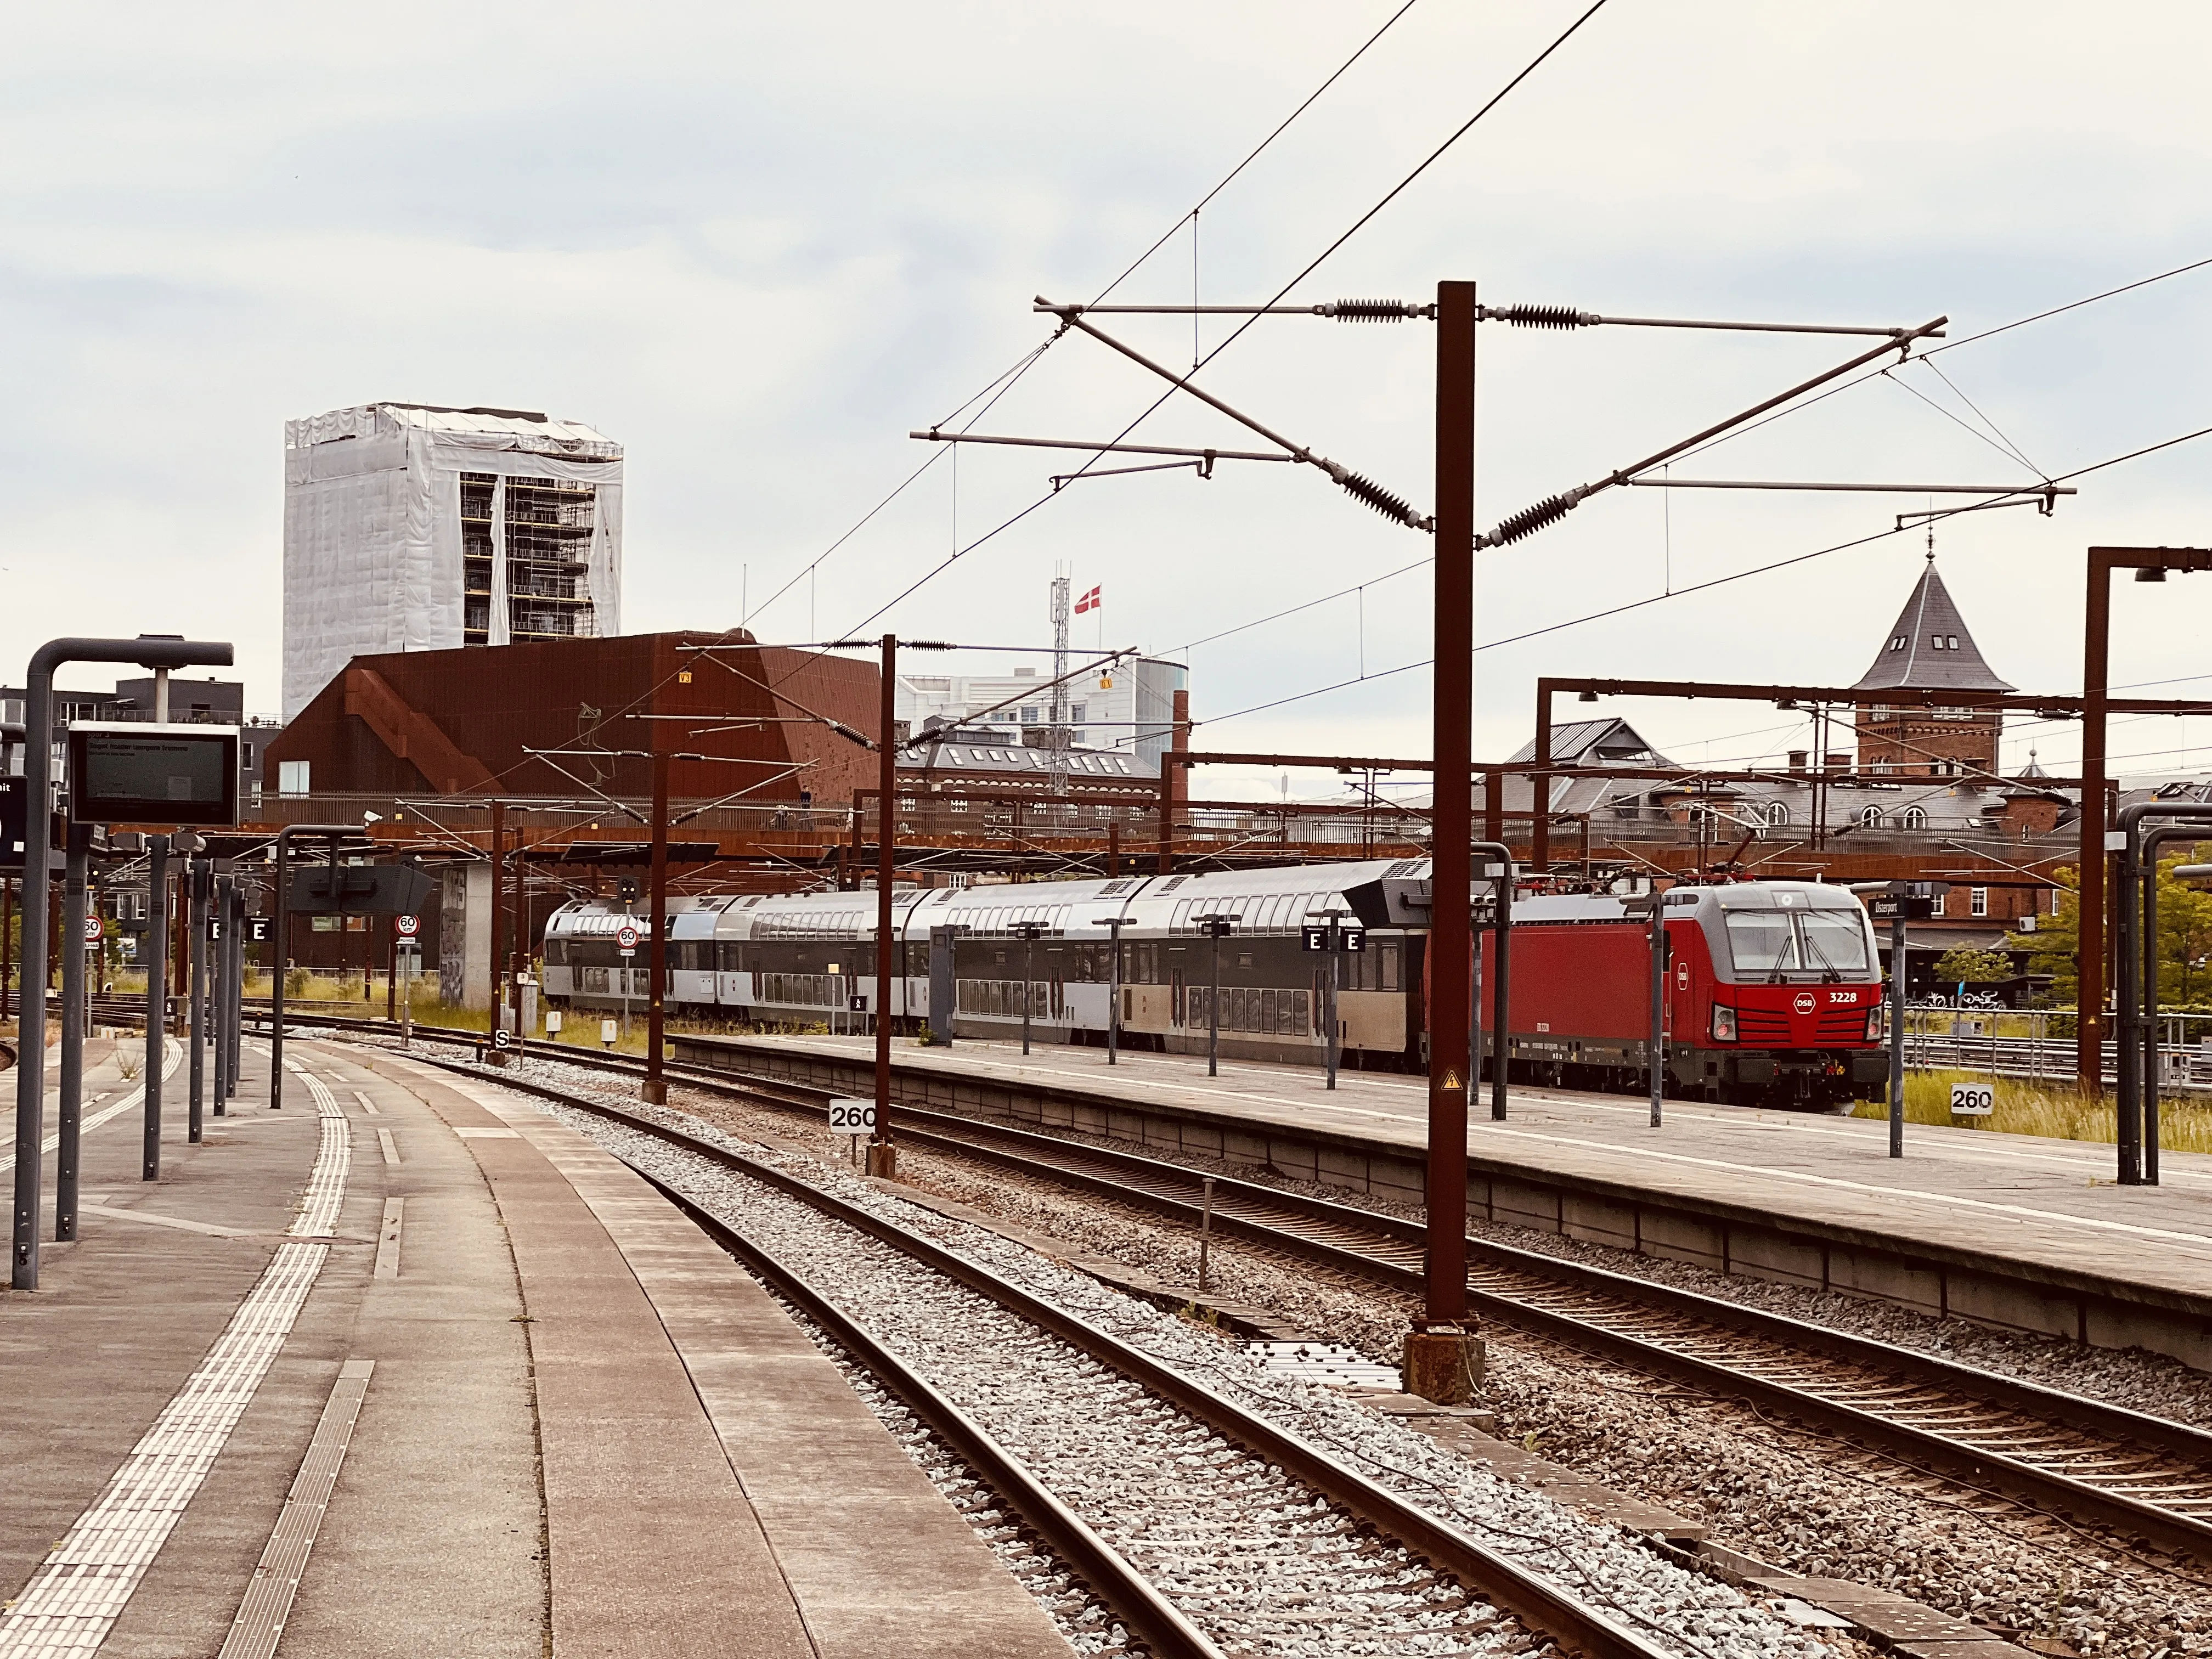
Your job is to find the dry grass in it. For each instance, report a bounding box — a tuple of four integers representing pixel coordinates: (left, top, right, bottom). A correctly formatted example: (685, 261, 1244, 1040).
(1848, 1069, 2212, 1153)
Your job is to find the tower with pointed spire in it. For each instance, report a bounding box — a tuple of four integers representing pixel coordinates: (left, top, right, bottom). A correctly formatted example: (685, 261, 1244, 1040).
(1850, 554, 2013, 778)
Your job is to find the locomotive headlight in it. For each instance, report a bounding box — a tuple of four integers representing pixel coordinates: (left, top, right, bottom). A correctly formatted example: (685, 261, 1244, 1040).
(1865, 1006, 1884, 1042)
(1711, 1005, 1737, 1043)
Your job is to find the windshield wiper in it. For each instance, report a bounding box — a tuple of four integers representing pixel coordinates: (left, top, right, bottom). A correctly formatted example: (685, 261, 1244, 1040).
(1796, 918, 1844, 984)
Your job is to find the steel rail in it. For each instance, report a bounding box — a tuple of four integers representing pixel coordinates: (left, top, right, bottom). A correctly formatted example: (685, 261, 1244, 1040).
(247, 1010, 2212, 1565)
(341, 1035, 1675, 1659)
(871, 1110, 2212, 1566)
(640, 1173, 1228, 1659)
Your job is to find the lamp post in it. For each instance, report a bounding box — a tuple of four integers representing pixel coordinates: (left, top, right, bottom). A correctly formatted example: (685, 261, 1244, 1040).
(1192, 912, 1239, 1078)
(1305, 907, 1358, 1090)
(2078, 546, 2212, 1092)
(2114, 802, 2212, 1184)
(1623, 890, 1671, 1128)
(1094, 911, 1135, 1065)
(13, 634, 232, 1291)
(1013, 920, 1046, 1056)
(1852, 881, 1934, 1159)
(55, 825, 91, 1242)
(270, 825, 362, 1114)
(143, 835, 168, 1181)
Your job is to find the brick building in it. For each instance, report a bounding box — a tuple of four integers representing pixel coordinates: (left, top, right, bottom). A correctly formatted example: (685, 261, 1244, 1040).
(1851, 555, 2011, 778)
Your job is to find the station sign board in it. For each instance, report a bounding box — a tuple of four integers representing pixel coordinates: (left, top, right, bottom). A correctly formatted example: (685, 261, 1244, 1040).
(287, 864, 437, 917)
(67, 722, 240, 828)
(827, 1098, 877, 1137)
(1867, 894, 1937, 922)
(246, 916, 273, 943)
(1300, 923, 1366, 953)
(0, 776, 25, 871)
(1949, 1082, 1995, 1116)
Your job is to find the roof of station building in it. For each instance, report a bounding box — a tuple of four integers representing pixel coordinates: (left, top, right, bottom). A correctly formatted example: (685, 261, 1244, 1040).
(1851, 557, 2014, 693)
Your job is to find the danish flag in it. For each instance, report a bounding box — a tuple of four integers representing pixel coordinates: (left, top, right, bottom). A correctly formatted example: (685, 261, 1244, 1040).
(1073, 584, 1101, 614)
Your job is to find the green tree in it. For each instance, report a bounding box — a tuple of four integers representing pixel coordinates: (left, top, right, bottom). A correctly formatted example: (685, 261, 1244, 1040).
(1932, 946, 2013, 984)
(2010, 845, 2212, 1006)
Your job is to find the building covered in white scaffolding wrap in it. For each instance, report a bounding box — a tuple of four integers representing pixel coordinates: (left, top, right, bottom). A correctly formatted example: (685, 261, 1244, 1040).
(281, 403, 623, 720)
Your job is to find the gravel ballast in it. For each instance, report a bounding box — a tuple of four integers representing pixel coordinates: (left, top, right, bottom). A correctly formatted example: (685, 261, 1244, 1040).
(498, 1068, 1838, 1659)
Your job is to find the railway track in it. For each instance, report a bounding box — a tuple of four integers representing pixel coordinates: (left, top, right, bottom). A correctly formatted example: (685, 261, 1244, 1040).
(197, 1006, 2212, 1573)
(356, 1036, 1706, 1659)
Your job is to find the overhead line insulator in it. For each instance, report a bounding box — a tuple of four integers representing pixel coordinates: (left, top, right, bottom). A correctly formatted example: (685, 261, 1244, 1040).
(1479, 489, 1587, 548)
(1323, 298, 1434, 322)
(1333, 469, 1431, 530)
(1485, 303, 1599, 330)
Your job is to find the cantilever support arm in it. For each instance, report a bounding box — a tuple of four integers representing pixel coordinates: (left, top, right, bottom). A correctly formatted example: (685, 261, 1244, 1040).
(1034, 297, 1434, 532)
(1475, 318, 1949, 548)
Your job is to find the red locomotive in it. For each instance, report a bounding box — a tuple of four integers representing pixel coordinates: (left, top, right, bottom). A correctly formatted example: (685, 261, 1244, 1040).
(1482, 882, 1888, 1108)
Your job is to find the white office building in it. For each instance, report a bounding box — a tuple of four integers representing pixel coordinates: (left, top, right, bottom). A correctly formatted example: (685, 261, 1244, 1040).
(898, 656, 1187, 774)
(282, 403, 623, 720)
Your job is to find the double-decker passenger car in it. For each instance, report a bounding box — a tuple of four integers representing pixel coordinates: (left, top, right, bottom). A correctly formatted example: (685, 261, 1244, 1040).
(542, 860, 1426, 1069)
(539, 864, 1888, 1102)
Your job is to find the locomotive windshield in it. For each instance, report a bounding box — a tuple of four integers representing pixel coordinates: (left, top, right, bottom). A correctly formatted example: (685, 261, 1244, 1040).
(1723, 908, 1871, 980)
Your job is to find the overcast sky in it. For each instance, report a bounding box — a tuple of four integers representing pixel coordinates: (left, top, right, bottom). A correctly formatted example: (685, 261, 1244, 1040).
(5, 3, 2208, 799)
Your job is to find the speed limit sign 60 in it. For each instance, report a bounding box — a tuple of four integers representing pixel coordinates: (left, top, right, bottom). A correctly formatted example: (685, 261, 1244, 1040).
(395, 914, 420, 938)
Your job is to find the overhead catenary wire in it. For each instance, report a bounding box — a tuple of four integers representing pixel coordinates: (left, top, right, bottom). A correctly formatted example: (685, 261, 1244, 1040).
(1158, 251, 2212, 679)
(830, 1, 1617, 642)
(751, 3, 1426, 642)
(1187, 420, 2212, 734)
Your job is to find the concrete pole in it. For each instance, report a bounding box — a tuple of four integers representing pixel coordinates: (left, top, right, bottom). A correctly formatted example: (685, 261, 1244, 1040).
(644, 749, 670, 1105)
(55, 829, 88, 1240)
(188, 857, 207, 1144)
(212, 872, 229, 1113)
(1647, 896, 1667, 1129)
(1889, 915, 1908, 1159)
(144, 836, 167, 1179)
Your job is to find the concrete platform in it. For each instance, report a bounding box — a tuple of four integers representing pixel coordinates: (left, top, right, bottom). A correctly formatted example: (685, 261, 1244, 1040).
(0, 1034, 1069, 1657)
(676, 1029, 2212, 1372)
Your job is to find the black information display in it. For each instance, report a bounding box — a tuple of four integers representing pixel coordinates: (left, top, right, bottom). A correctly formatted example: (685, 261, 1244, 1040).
(0, 776, 24, 871)
(67, 723, 239, 828)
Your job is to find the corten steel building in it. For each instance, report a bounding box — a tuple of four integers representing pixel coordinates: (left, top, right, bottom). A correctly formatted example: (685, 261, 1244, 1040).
(282, 403, 623, 722)
(1850, 556, 2012, 777)
(262, 630, 877, 807)
(262, 630, 879, 1007)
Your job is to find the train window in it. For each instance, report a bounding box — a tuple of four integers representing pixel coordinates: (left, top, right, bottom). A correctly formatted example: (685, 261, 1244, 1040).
(1724, 912, 1798, 973)
(1376, 939, 1401, 992)
(1797, 911, 1871, 974)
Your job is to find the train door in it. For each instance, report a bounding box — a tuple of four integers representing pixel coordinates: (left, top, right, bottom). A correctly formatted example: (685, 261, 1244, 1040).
(1666, 918, 1708, 1049)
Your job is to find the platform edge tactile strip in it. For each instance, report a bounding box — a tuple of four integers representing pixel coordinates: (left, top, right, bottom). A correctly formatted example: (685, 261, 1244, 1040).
(216, 1359, 375, 1659)
(0, 1070, 352, 1658)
